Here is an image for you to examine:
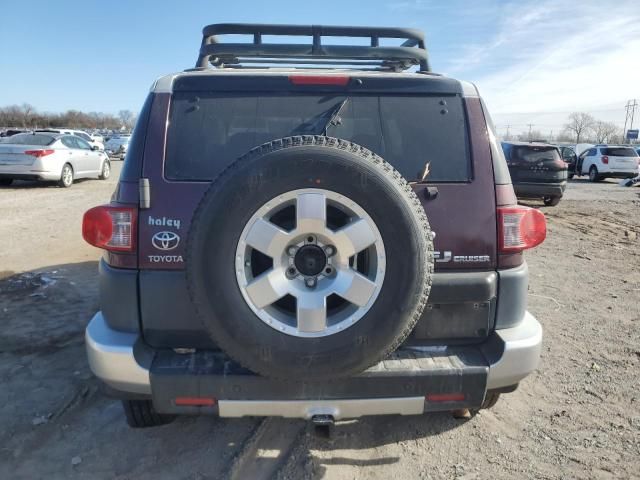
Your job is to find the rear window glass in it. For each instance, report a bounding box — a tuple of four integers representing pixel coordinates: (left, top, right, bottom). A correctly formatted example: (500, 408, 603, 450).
(165, 93, 471, 182)
(600, 147, 638, 157)
(511, 146, 560, 163)
(0, 133, 55, 146)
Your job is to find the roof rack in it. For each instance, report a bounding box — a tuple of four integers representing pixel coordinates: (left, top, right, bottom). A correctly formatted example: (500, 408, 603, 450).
(195, 23, 430, 72)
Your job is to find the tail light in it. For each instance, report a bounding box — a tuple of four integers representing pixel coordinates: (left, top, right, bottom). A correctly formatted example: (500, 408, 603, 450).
(24, 149, 54, 158)
(601, 155, 609, 164)
(82, 205, 137, 252)
(289, 75, 350, 86)
(498, 206, 546, 253)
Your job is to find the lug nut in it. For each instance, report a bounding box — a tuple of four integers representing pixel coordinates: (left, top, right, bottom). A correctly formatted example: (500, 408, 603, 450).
(305, 277, 317, 288)
(286, 267, 297, 278)
(306, 235, 315, 244)
(324, 245, 336, 257)
(287, 245, 298, 256)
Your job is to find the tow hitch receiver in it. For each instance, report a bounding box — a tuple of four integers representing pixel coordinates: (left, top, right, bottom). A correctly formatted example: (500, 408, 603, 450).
(312, 414, 335, 438)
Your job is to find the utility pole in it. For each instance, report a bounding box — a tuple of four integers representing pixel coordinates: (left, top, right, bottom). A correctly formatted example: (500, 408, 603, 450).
(527, 123, 534, 141)
(623, 99, 638, 143)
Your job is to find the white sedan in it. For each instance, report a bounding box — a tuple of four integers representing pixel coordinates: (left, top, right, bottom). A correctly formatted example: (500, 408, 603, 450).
(0, 132, 110, 187)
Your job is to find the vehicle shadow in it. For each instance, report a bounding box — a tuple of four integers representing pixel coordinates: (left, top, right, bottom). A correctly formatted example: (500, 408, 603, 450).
(218, 412, 471, 479)
(0, 260, 472, 479)
(568, 177, 618, 184)
(0, 178, 96, 189)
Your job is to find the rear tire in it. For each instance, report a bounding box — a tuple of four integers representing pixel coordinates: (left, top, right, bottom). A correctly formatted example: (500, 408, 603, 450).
(122, 400, 175, 428)
(543, 195, 561, 206)
(58, 163, 73, 188)
(0, 178, 12, 186)
(480, 392, 500, 410)
(589, 166, 600, 183)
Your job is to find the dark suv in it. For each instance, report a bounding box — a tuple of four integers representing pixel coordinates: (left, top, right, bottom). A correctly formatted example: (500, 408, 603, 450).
(82, 24, 546, 428)
(501, 141, 568, 206)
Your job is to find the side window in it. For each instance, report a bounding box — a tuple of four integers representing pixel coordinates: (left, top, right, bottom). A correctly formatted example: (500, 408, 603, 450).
(75, 137, 92, 150)
(76, 132, 91, 142)
(587, 148, 596, 156)
(61, 136, 77, 149)
(562, 148, 576, 162)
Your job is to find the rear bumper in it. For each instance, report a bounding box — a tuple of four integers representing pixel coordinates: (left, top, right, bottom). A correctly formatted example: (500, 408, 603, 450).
(513, 181, 566, 198)
(85, 311, 542, 418)
(0, 164, 61, 181)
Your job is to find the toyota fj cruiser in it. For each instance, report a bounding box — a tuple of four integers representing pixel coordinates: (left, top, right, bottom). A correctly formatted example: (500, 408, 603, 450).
(82, 24, 546, 428)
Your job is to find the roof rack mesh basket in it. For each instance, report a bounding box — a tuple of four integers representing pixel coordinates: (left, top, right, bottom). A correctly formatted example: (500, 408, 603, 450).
(195, 23, 430, 72)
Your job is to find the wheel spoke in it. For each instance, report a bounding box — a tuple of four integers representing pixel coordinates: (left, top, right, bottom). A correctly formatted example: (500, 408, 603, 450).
(334, 268, 377, 307)
(296, 293, 327, 333)
(296, 192, 326, 233)
(245, 270, 288, 309)
(332, 219, 377, 259)
(244, 218, 290, 257)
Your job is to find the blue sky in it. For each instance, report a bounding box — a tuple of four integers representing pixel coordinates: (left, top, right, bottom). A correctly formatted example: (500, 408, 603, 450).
(1, 0, 638, 134)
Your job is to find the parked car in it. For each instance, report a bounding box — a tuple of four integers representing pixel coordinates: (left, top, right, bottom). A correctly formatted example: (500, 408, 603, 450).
(90, 133, 105, 144)
(104, 135, 130, 158)
(81, 23, 546, 429)
(501, 141, 568, 206)
(575, 145, 639, 182)
(35, 128, 104, 151)
(557, 145, 578, 178)
(0, 129, 29, 137)
(0, 132, 110, 187)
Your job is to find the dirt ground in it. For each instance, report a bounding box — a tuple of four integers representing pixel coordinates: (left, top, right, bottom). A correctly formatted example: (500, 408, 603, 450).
(1, 162, 639, 479)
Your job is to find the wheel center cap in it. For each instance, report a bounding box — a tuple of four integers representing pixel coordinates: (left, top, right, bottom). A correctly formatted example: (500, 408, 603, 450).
(294, 245, 327, 277)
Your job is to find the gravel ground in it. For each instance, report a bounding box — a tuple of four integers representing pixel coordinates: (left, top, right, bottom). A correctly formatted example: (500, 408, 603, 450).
(0, 163, 639, 479)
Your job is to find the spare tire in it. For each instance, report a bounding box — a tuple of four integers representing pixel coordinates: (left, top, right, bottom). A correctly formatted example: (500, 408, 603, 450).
(186, 136, 433, 380)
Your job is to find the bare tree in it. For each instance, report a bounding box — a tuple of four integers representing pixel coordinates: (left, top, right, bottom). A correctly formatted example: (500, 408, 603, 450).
(118, 110, 136, 129)
(563, 112, 595, 143)
(592, 120, 619, 143)
(516, 130, 544, 142)
(556, 131, 575, 143)
(1, 104, 123, 130)
(20, 103, 35, 128)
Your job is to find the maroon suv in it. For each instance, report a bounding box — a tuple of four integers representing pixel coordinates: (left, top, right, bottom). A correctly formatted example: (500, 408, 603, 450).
(82, 24, 546, 428)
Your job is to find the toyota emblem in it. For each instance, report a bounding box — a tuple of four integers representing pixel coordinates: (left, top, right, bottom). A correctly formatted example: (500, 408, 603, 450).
(152, 231, 180, 251)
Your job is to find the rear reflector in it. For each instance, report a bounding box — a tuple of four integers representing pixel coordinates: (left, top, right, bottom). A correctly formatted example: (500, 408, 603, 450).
(82, 205, 136, 252)
(289, 75, 350, 86)
(498, 206, 546, 253)
(24, 149, 54, 158)
(174, 397, 217, 407)
(426, 393, 465, 402)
